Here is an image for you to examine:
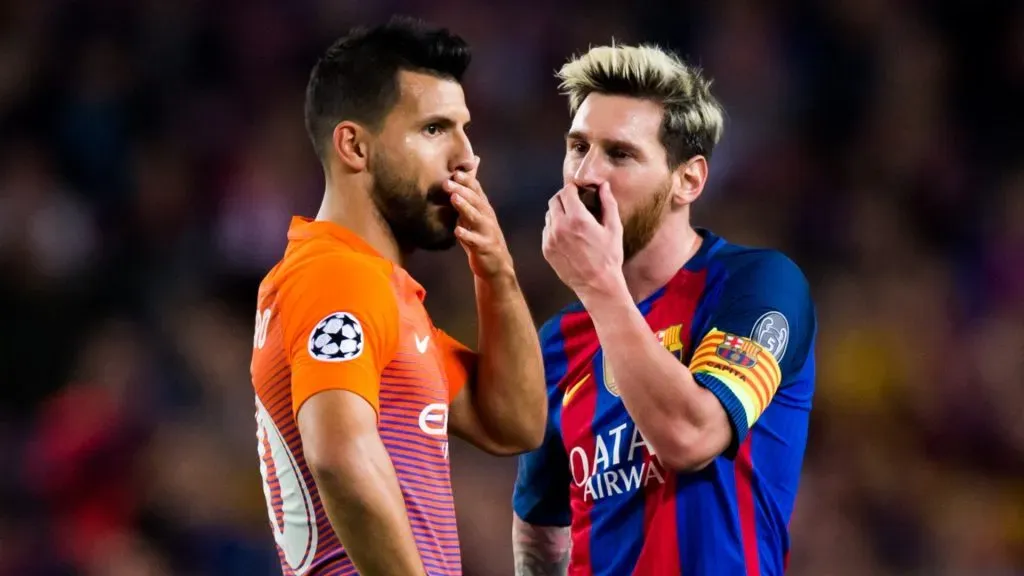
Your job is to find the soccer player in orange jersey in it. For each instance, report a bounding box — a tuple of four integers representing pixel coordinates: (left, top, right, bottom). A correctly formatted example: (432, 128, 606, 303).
(249, 17, 547, 576)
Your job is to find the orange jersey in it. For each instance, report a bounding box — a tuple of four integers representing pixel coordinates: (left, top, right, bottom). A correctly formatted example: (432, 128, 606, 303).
(250, 217, 472, 575)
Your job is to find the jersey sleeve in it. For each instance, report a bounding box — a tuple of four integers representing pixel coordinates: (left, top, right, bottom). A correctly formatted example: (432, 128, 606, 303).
(432, 328, 476, 403)
(512, 317, 572, 527)
(689, 251, 815, 450)
(513, 417, 571, 526)
(279, 254, 400, 419)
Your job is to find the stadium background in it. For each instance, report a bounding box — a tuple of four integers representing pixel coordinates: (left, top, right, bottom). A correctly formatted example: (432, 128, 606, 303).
(1, 0, 1021, 574)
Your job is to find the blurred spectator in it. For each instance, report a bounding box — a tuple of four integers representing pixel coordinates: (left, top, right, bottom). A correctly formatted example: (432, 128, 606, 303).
(0, 1, 1021, 574)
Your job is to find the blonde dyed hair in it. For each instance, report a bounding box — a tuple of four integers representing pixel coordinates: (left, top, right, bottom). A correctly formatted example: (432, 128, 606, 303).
(557, 43, 725, 165)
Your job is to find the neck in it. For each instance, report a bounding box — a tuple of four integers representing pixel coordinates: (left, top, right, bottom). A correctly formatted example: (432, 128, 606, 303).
(621, 216, 702, 303)
(316, 174, 405, 266)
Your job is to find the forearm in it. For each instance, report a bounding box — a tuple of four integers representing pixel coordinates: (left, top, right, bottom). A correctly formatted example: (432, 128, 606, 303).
(512, 514, 571, 576)
(310, 437, 424, 576)
(583, 285, 723, 468)
(473, 272, 546, 449)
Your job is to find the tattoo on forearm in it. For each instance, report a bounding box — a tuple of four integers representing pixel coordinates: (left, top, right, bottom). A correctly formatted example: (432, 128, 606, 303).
(512, 515, 571, 576)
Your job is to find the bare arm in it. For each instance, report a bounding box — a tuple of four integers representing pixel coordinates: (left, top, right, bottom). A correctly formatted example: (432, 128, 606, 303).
(298, 390, 425, 576)
(541, 182, 729, 472)
(512, 513, 571, 576)
(585, 287, 731, 472)
(449, 273, 546, 455)
(581, 253, 807, 472)
(445, 169, 547, 455)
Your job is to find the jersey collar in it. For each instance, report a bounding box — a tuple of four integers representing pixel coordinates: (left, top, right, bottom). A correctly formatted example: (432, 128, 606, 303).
(287, 216, 385, 259)
(683, 227, 724, 272)
(286, 216, 427, 302)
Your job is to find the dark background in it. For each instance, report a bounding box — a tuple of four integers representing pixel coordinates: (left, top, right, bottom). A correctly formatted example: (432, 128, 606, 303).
(1, 0, 1022, 574)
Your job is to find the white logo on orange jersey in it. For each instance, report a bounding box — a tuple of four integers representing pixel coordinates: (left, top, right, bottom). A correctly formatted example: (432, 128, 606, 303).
(415, 333, 430, 354)
(255, 396, 318, 573)
(418, 403, 449, 460)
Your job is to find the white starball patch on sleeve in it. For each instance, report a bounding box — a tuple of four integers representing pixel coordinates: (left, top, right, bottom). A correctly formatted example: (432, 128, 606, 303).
(308, 312, 364, 362)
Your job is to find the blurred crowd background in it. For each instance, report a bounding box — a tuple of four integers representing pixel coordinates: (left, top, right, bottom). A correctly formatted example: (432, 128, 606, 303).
(1, 0, 1022, 574)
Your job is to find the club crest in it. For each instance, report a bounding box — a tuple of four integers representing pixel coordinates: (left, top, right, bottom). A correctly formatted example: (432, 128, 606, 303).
(715, 334, 760, 368)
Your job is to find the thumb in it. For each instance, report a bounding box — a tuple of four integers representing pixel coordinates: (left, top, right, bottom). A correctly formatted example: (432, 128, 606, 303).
(598, 182, 620, 230)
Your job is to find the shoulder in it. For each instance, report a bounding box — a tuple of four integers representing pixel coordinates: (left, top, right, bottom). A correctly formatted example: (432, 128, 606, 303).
(275, 243, 402, 344)
(704, 239, 816, 365)
(710, 241, 811, 301)
(279, 242, 397, 299)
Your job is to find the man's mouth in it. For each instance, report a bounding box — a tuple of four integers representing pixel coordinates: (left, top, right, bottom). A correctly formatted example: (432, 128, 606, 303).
(578, 186, 602, 219)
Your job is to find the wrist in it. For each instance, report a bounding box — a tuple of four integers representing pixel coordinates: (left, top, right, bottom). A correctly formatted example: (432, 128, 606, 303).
(586, 290, 649, 357)
(578, 271, 630, 311)
(476, 266, 520, 297)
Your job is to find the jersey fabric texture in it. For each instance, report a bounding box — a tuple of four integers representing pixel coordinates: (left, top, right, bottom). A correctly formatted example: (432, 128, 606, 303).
(513, 229, 816, 576)
(251, 217, 471, 575)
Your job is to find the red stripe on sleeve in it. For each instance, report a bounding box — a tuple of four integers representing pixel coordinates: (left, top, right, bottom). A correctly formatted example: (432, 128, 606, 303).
(735, 436, 761, 576)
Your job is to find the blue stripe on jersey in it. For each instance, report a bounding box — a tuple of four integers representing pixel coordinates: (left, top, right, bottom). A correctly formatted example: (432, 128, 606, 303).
(673, 238, 815, 575)
(587, 291, 662, 574)
(743, 333, 818, 574)
(512, 313, 573, 527)
(542, 318, 571, 435)
(676, 462, 745, 575)
(678, 247, 747, 574)
(688, 254, 728, 347)
(519, 228, 815, 576)
(684, 231, 726, 272)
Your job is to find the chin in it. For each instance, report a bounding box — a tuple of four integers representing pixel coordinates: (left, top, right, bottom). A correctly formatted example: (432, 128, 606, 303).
(414, 213, 458, 251)
(418, 232, 457, 251)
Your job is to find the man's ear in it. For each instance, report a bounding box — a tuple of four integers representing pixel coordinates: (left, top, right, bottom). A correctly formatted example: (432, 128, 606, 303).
(671, 155, 709, 208)
(332, 121, 370, 172)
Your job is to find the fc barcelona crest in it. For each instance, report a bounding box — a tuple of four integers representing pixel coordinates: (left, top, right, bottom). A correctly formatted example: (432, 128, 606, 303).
(656, 323, 685, 361)
(715, 334, 760, 368)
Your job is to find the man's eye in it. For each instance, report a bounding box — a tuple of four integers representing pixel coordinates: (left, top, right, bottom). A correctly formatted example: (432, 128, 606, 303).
(425, 124, 444, 136)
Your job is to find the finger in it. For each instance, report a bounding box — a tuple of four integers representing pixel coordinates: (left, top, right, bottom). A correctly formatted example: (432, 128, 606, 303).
(598, 182, 621, 230)
(455, 225, 489, 248)
(445, 178, 492, 215)
(453, 168, 485, 198)
(558, 183, 589, 218)
(450, 190, 486, 227)
(541, 217, 555, 258)
(547, 194, 565, 220)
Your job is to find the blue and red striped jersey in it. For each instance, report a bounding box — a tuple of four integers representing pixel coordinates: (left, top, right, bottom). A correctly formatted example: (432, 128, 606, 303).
(513, 229, 816, 576)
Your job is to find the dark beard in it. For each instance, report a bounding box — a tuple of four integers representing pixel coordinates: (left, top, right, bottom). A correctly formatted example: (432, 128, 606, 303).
(621, 181, 671, 262)
(369, 154, 458, 253)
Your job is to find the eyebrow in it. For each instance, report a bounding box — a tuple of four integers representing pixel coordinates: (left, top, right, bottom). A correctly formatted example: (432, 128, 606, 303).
(422, 115, 470, 129)
(565, 130, 641, 153)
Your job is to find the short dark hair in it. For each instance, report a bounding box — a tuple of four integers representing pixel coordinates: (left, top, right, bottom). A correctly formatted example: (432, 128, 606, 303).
(304, 16, 472, 160)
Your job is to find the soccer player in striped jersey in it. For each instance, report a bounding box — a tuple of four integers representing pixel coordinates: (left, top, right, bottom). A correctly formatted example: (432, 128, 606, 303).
(512, 44, 817, 576)
(250, 17, 546, 576)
